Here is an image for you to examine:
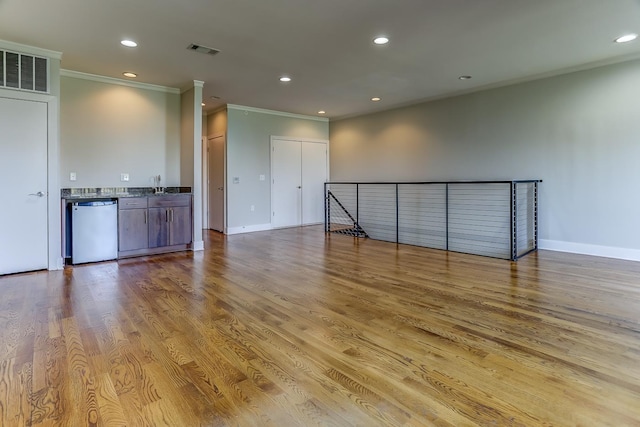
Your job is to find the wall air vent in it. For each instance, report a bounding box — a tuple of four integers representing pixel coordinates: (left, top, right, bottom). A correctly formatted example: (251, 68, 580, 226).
(187, 43, 220, 56)
(0, 50, 49, 93)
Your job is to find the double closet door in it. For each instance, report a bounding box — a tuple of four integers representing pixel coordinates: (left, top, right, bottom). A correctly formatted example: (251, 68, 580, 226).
(271, 138, 328, 229)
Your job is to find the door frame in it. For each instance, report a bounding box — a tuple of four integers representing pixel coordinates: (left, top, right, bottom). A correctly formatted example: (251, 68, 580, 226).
(203, 133, 226, 233)
(0, 88, 62, 271)
(269, 136, 329, 229)
(201, 136, 209, 230)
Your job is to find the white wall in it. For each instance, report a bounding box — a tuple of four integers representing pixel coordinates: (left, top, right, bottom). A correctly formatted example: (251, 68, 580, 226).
(330, 59, 640, 260)
(60, 74, 181, 187)
(179, 82, 204, 250)
(180, 87, 195, 187)
(207, 107, 228, 136)
(226, 105, 329, 233)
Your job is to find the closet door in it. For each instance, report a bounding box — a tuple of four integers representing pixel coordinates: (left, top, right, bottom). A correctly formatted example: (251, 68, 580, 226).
(301, 141, 327, 225)
(271, 138, 302, 228)
(0, 97, 48, 274)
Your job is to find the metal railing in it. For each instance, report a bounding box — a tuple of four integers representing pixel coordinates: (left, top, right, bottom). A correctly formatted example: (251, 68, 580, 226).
(325, 180, 540, 261)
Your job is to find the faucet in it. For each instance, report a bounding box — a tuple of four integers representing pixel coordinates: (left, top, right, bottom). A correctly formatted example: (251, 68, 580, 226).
(153, 175, 164, 194)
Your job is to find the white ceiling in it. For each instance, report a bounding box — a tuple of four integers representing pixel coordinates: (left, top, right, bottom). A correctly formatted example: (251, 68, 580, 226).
(1, 0, 639, 119)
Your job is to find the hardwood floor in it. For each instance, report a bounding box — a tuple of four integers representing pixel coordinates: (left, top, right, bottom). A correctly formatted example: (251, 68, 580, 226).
(1, 226, 640, 426)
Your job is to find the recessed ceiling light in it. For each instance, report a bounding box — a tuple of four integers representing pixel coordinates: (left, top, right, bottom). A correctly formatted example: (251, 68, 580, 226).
(123, 72, 137, 78)
(318, 110, 326, 114)
(458, 75, 472, 80)
(615, 33, 638, 43)
(121, 40, 137, 48)
(279, 76, 291, 82)
(371, 97, 381, 102)
(373, 36, 389, 45)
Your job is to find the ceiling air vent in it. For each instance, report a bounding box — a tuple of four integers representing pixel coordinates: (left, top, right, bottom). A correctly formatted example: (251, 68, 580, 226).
(187, 43, 220, 56)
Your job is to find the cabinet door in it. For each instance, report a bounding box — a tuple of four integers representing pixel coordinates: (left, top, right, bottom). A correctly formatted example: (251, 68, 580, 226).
(169, 206, 192, 245)
(118, 208, 148, 251)
(148, 207, 169, 248)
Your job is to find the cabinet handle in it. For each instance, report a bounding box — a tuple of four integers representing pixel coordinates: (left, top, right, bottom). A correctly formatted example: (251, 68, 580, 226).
(166, 209, 169, 222)
(170, 209, 174, 222)
(144, 210, 147, 224)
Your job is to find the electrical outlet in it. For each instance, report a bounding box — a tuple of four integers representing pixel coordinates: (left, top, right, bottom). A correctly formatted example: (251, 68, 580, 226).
(250, 205, 255, 212)
(69, 172, 76, 181)
(259, 174, 265, 181)
(233, 176, 240, 184)
(121, 173, 130, 182)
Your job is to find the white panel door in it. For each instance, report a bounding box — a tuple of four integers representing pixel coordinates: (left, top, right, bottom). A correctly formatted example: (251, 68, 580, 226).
(301, 141, 327, 225)
(271, 138, 302, 228)
(208, 135, 225, 232)
(0, 97, 48, 275)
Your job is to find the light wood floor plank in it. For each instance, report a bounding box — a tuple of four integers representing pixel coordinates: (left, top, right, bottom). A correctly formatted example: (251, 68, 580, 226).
(1, 226, 640, 425)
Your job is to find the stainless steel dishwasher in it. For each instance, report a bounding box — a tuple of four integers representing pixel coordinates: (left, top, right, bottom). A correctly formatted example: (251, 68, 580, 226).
(71, 200, 118, 264)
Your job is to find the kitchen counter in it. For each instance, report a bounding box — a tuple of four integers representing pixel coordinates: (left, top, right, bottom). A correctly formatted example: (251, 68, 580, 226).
(61, 186, 192, 200)
(61, 187, 193, 263)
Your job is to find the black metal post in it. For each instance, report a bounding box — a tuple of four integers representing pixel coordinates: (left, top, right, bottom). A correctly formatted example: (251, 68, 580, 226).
(445, 183, 449, 251)
(396, 184, 399, 244)
(356, 183, 359, 227)
(324, 182, 329, 233)
(534, 182, 539, 251)
(510, 182, 517, 261)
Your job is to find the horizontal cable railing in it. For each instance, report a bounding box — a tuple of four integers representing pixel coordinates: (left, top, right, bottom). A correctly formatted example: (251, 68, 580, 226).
(325, 181, 540, 261)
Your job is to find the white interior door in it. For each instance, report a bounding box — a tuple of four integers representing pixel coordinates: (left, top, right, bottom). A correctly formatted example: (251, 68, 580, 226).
(0, 97, 48, 275)
(208, 135, 225, 232)
(271, 138, 302, 228)
(301, 141, 327, 225)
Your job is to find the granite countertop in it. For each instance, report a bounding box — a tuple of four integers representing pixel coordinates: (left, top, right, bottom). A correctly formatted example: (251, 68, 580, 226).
(61, 187, 192, 199)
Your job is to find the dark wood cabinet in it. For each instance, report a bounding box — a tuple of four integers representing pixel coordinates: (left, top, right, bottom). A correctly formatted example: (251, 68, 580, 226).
(148, 195, 192, 248)
(118, 197, 148, 252)
(169, 206, 192, 245)
(118, 194, 192, 257)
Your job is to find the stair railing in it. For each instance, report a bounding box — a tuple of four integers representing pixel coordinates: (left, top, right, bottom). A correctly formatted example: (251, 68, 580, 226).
(324, 180, 540, 261)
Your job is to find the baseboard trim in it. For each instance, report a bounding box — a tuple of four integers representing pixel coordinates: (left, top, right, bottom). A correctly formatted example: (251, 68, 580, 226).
(192, 240, 205, 251)
(539, 239, 640, 262)
(227, 223, 273, 235)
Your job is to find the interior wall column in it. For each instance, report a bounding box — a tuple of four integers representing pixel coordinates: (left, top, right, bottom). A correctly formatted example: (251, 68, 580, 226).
(180, 80, 205, 251)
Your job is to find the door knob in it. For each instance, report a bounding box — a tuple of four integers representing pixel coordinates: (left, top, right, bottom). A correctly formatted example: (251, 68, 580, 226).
(297, 186, 302, 189)
(218, 187, 224, 191)
(29, 191, 45, 197)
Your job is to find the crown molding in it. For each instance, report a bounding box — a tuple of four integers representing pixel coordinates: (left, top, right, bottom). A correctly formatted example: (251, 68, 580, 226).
(227, 104, 329, 122)
(180, 80, 205, 94)
(0, 39, 62, 59)
(60, 69, 180, 94)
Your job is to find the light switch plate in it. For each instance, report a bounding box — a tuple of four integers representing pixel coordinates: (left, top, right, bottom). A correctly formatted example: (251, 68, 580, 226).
(121, 173, 130, 182)
(69, 172, 77, 181)
(233, 176, 240, 184)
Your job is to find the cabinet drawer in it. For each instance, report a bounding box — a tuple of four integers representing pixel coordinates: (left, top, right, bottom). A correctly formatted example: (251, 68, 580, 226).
(148, 194, 191, 208)
(118, 197, 148, 209)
